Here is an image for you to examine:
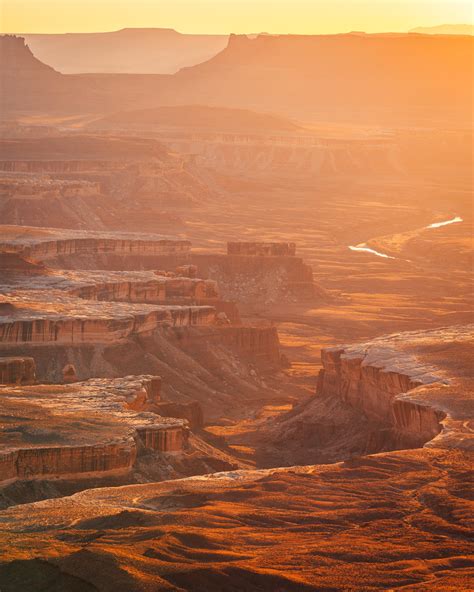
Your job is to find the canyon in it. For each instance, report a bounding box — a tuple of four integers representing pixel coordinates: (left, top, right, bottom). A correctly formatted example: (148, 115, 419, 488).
(0, 325, 472, 590)
(0, 27, 472, 591)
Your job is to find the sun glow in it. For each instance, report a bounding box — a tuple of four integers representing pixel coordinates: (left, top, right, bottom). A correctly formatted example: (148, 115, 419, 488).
(1, 0, 472, 34)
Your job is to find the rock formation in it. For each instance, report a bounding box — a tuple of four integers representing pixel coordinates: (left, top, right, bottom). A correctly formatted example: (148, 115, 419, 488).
(0, 326, 470, 589)
(0, 226, 191, 262)
(191, 242, 315, 304)
(260, 325, 474, 466)
(0, 375, 187, 485)
(0, 135, 211, 231)
(0, 229, 282, 421)
(2, 33, 472, 125)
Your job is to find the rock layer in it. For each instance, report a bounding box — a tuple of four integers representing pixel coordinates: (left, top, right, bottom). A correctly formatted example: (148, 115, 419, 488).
(316, 325, 473, 450)
(0, 375, 187, 485)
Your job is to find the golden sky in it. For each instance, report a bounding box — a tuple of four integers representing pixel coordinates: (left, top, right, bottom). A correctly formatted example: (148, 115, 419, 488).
(1, 0, 472, 34)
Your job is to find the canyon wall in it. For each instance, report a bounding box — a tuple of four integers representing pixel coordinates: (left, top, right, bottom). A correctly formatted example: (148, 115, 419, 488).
(227, 242, 296, 257)
(317, 345, 445, 448)
(71, 276, 220, 304)
(0, 305, 216, 345)
(3, 236, 191, 261)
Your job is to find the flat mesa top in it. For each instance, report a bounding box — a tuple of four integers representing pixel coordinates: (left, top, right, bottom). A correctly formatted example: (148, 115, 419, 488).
(0, 375, 183, 450)
(0, 225, 186, 247)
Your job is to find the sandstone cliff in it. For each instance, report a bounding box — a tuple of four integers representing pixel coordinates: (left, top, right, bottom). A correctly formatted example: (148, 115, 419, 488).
(260, 325, 473, 466)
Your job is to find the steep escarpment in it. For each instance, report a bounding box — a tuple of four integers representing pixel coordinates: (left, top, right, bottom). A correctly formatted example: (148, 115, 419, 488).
(0, 232, 283, 421)
(317, 342, 446, 447)
(0, 295, 215, 345)
(166, 134, 403, 175)
(0, 356, 36, 384)
(0, 225, 191, 261)
(259, 326, 473, 466)
(0, 135, 212, 231)
(164, 33, 474, 125)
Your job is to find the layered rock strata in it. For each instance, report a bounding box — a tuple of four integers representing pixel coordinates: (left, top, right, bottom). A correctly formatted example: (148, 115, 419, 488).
(0, 375, 186, 485)
(0, 226, 191, 262)
(316, 325, 473, 450)
(0, 294, 215, 345)
(259, 325, 473, 467)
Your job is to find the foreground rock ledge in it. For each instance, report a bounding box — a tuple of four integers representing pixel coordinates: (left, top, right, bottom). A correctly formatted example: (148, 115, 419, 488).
(0, 375, 186, 484)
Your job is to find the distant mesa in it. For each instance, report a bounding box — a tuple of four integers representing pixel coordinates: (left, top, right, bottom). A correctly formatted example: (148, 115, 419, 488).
(1, 32, 472, 125)
(20, 27, 229, 74)
(410, 24, 474, 35)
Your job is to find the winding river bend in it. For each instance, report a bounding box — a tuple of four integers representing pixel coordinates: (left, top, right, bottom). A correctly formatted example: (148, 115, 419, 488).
(348, 216, 464, 259)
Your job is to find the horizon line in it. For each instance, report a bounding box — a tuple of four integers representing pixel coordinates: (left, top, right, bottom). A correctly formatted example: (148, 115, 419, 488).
(1, 24, 473, 36)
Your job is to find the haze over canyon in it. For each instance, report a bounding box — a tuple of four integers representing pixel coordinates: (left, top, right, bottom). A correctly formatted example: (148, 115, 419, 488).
(0, 10, 472, 592)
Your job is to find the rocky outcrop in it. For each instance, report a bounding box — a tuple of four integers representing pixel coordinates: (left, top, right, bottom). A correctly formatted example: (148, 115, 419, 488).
(1, 265, 222, 306)
(216, 326, 281, 367)
(316, 327, 473, 449)
(69, 273, 219, 304)
(260, 326, 473, 467)
(0, 375, 187, 485)
(0, 356, 36, 384)
(191, 251, 314, 304)
(318, 344, 444, 447)
(0, 252, 45, 274)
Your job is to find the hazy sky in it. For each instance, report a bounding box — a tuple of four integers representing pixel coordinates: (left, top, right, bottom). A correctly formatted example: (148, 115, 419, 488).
(1, 0, 472, 34)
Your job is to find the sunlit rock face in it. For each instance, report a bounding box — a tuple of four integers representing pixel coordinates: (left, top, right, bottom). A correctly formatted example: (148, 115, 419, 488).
(0, 231, 281, 426)
(259, 325, 474, 467)
(0, 375, 186, 485)
(0, 296, 216, 345)
(0, 238, 219, 346)
(0, 225, 191, 262)
(316, 326, 474, 451)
